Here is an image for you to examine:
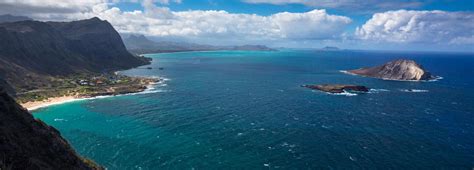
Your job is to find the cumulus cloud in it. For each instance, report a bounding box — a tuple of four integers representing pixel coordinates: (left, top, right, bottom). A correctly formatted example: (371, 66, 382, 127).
(0, 0, 181, 20)
(242, 0, 423, 11)
(355, 10, 474, 44)
(0, 0, 351, 42)
(103, 7, 351, 41)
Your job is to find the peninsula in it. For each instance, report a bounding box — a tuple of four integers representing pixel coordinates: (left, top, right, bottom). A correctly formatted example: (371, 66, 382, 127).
(18, 73, 161, 110)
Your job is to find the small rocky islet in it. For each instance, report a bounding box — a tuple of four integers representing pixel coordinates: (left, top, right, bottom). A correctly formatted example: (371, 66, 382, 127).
(302, 84, 370, 94)
(303, 59, 438, 94)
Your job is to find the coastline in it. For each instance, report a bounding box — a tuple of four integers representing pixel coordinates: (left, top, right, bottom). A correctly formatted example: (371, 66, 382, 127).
(339, 70, 442, 82)
(21, 95, 86, 111)
(21, 78, 163, 112)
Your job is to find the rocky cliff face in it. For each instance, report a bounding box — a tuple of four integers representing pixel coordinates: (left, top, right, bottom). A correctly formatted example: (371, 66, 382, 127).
(0, 17, 150, 94)
(347, 59, 436, 81)
(0, 87, 101, 169)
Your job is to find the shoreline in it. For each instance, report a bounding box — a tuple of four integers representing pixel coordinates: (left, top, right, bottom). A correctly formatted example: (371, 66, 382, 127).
(339, 70, 443, 82)
(21, 79, 163, 112)
(21, 95, 87, 111)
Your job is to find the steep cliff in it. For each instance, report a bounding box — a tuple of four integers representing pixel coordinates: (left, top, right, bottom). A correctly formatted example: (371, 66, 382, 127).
(0, 87, 101, 169)
(0, 17, 150, 94)
(347, 59, 436, 81)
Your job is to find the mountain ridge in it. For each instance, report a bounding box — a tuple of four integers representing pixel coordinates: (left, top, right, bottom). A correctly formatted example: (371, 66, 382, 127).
(123, 34, 275, 54)
(0, 17, 150, 94)
(0, 14, 32, 23)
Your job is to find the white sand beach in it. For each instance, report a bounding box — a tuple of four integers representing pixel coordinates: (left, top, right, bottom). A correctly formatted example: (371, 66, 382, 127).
(21, 96, 85, 111)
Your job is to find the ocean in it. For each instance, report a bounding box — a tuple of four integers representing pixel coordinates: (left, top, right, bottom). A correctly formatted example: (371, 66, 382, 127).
(33, 50, 474, 169)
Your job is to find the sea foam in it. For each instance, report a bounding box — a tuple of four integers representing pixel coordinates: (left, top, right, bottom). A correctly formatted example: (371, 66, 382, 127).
(400, 89, 429, 93)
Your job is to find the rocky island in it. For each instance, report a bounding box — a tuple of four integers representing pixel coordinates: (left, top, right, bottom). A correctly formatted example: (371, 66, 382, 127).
(302, 84, 369, 93)
(345, 59, 437, 81)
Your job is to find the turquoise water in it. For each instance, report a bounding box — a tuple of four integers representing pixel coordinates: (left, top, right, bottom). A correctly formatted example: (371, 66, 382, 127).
(34, 50, 474, 169)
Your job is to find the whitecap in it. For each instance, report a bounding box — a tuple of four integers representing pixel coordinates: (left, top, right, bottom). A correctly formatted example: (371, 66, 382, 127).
(327, 91, 358, 96)
(339, 70, 358, 76)
(54, 118, 66, 122)
(369, 89, 390, 93)
(400, 89, 429, 93)
(321, 125, 330, 129)
(427, 76, 443, 82)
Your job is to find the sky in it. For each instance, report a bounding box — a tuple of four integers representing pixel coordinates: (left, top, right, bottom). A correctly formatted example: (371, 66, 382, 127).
(0, 0, 473, 52)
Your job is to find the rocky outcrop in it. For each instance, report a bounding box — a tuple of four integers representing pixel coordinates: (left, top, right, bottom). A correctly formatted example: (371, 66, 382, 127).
(0, 17, 150, 95)
(320, 46, 340, 51)
(302, 84, 369, 93)
(0, 87, 102, 169)
(346, 59, 436, 81)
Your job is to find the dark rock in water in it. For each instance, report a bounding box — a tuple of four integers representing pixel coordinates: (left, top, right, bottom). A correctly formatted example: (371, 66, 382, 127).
(0, 87, 102, 169)
(346, 59, 436, 81)
(158, 67, 164, 70)
(320, 46, 340, 51)
(302, 84, 369, 93)
(147, 67, 153, 69)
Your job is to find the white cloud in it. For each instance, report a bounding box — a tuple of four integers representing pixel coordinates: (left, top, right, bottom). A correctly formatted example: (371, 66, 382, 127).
(271, 10, 351, 39)
(113, 8, 351, 40)
(0, 0, 351, 43)
(355, 10, 474, 44)
(0, 0, 180, 19)
(0, 0, 110, 20)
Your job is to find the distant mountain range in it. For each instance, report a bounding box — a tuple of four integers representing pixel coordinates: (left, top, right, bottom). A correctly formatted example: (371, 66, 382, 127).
(0, 16, 149, 95)
(0, 14, 32, 23)
(123, 34, 275, 54)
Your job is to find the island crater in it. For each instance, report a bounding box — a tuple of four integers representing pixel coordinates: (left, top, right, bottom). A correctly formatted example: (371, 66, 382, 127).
(344, 59, 438, 81)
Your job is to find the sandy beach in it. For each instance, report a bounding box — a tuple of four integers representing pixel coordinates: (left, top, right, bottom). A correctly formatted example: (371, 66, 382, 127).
(21, 95, 86, 111)
(20, 81, 162, 111)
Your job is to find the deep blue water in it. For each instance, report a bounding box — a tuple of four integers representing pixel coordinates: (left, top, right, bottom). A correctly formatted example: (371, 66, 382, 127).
(34, 50, 474, 169)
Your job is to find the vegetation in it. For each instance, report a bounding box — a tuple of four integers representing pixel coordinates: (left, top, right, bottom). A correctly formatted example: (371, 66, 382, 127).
(16, 73, 159, 103)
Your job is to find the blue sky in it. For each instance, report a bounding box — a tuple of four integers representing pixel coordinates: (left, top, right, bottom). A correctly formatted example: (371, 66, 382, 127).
(1, 0, 473, 52)
(114, 0, 474, 14)
(113, 0, 474, 33)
